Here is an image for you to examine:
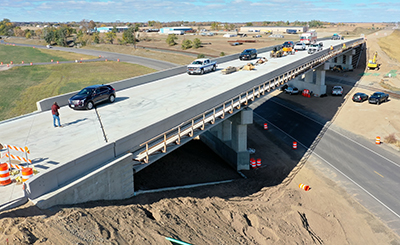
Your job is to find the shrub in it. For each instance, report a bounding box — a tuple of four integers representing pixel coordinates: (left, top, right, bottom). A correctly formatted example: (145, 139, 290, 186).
(220, 52, 225, 56)
(197, 54, 205, 58)
(385, 133, 398, 144)
(193, 38, 201, 49)
(166, 34, 178, 46)
(181, 39, 193, 50)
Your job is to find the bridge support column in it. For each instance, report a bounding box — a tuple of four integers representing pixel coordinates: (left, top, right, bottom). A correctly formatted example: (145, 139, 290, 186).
(201, 108, 253, 171)
(304, 71, 314, 84)
(315, 67, 327, 96)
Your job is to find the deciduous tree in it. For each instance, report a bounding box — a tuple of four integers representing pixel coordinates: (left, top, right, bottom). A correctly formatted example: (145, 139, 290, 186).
(105, 31, 116, 44)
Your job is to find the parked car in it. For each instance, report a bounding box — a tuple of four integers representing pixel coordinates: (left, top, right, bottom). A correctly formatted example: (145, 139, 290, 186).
(352, 92, 369, 102)
(294, 42, 307, 51)
(368, 92, 389, 105)
(68, 84, 116, 110)
(285, 86, 299, 95)
(239, 49, 257, 60)
(331, 86, 343, 96)
(308, 43, 323, 54)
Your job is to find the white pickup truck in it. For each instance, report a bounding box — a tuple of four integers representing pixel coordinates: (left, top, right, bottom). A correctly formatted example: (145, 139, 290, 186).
(187, 58, 217, 75)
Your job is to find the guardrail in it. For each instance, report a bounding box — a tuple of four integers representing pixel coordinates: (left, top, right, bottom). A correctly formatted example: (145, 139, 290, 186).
(133, 38, 365, 163)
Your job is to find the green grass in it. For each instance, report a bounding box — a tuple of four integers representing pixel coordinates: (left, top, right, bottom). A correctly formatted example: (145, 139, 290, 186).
(0, 62, 156, 120)
(0, 45, 96, 64)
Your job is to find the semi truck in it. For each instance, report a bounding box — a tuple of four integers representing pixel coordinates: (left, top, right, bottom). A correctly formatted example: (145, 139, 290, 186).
(300, 30, 317, 45)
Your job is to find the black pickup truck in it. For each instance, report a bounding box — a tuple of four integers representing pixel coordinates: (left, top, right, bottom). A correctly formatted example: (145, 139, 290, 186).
(368, 92, 389, 105)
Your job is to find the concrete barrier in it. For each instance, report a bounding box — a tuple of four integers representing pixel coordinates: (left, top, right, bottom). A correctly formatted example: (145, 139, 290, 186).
(26, 143, 115, 199)
(32, 153, 134, 209)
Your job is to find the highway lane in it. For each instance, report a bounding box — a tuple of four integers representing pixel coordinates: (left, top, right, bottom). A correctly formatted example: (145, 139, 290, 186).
(251, 96, 400, 235)
(0, 39, 178, 70)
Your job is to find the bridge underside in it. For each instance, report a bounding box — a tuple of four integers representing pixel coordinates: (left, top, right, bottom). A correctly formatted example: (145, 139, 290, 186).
(286, 47, 360, 97)
(201, 108, 253, 171)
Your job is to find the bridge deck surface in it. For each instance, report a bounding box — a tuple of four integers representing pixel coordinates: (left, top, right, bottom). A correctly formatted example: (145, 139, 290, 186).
(0, 39, 350, 207)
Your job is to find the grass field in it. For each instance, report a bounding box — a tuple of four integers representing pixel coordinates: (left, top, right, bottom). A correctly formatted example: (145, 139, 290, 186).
(0, 45, 96, 64)
(0, 62, 155, 120)
(378, 29, 400, 63)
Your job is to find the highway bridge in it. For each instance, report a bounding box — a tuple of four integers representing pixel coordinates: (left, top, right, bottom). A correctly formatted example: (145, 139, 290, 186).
(0, 38, 364, 209)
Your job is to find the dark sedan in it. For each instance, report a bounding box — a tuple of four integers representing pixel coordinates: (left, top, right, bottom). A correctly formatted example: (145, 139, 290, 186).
(352, 92, 368, 102)
(239, 49, 257, 60)
(368, 92, 389, 105)
(68, 84, 116, 110)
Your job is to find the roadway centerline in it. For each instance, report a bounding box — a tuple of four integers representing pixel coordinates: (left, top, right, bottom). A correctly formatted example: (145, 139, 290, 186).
(374, 171, 384, 178)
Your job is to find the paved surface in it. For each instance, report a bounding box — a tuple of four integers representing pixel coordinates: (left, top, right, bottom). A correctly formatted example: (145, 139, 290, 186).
(251, 96, 400, 236)
(0, 39, 350, 210)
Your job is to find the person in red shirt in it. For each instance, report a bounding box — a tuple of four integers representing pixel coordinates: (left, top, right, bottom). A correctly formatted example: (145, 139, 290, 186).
(51, 102, 62, 127)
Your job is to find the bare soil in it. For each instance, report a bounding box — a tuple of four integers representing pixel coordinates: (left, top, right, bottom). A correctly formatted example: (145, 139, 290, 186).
(1, 24, 400, 245)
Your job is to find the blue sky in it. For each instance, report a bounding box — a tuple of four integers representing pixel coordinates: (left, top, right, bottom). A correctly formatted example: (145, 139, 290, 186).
(1, 0, 398, 23)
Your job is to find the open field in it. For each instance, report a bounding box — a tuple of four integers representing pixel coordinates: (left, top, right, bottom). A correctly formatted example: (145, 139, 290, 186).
(8, 24, 383, 63)
(0, 61, 155, 120)
(0, 45, 96, 64)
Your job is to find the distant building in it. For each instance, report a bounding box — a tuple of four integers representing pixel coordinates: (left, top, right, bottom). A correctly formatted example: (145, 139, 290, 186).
(96, 26, 130, 33)
(159, 27, 193, 34)
(240, 26, 308, 34)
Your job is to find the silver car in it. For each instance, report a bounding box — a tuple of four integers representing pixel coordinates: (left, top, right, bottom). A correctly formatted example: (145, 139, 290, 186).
(294, 42, 307, 51)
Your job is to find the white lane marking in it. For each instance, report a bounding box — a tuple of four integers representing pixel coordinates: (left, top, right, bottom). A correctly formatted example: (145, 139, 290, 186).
(268, 99, 400, 169)
(254, 112, 400, 220)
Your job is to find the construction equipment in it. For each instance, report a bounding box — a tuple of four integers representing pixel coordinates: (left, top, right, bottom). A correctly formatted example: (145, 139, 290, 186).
(270, 46, 284, 58)
(367, 51, 379, 70)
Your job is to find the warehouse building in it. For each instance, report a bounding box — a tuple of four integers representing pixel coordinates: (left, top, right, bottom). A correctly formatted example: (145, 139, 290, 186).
(159, 26, 193, 34)
(240, 26, 308, 34)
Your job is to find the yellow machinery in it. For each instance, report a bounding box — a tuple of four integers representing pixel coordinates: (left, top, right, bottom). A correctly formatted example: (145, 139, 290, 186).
(368, 51, 379, 70)
(270, 46, 283, 58)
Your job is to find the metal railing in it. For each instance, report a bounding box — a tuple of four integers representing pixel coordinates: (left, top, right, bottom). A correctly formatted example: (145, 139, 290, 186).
(134, 39, 365, 163)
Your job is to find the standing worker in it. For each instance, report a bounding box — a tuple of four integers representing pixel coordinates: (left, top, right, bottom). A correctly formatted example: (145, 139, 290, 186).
(51, 102, 62, 128)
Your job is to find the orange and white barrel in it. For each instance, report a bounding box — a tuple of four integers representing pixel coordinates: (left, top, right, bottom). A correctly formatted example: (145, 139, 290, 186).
(264, 123, 268, 130)
(256, 158, 261, 168)
(21, 168, 33, 182)
(376, 136, 381, 145)
(293, 141, 297, 149)
(250, 158, 256, 169)
(0, 163, 11, 186)
(299, 183, 310, 191)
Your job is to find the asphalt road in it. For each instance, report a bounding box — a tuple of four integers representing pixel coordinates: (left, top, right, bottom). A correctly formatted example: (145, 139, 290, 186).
(251, 95, 400, 236)
(0, 39, 178, 70)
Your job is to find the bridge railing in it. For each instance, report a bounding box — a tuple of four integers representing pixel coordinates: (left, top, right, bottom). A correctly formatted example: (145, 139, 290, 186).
(133, 38, 365, 163)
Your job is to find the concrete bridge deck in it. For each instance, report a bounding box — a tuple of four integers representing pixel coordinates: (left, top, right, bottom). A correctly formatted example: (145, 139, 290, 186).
(0, 38, 362, 210)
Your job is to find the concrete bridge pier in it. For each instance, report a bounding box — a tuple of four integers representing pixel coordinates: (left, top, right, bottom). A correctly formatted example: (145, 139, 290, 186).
(290, 65, 327, 97)
(200, 107, 253, 171)
(327, 49, 354, 71)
